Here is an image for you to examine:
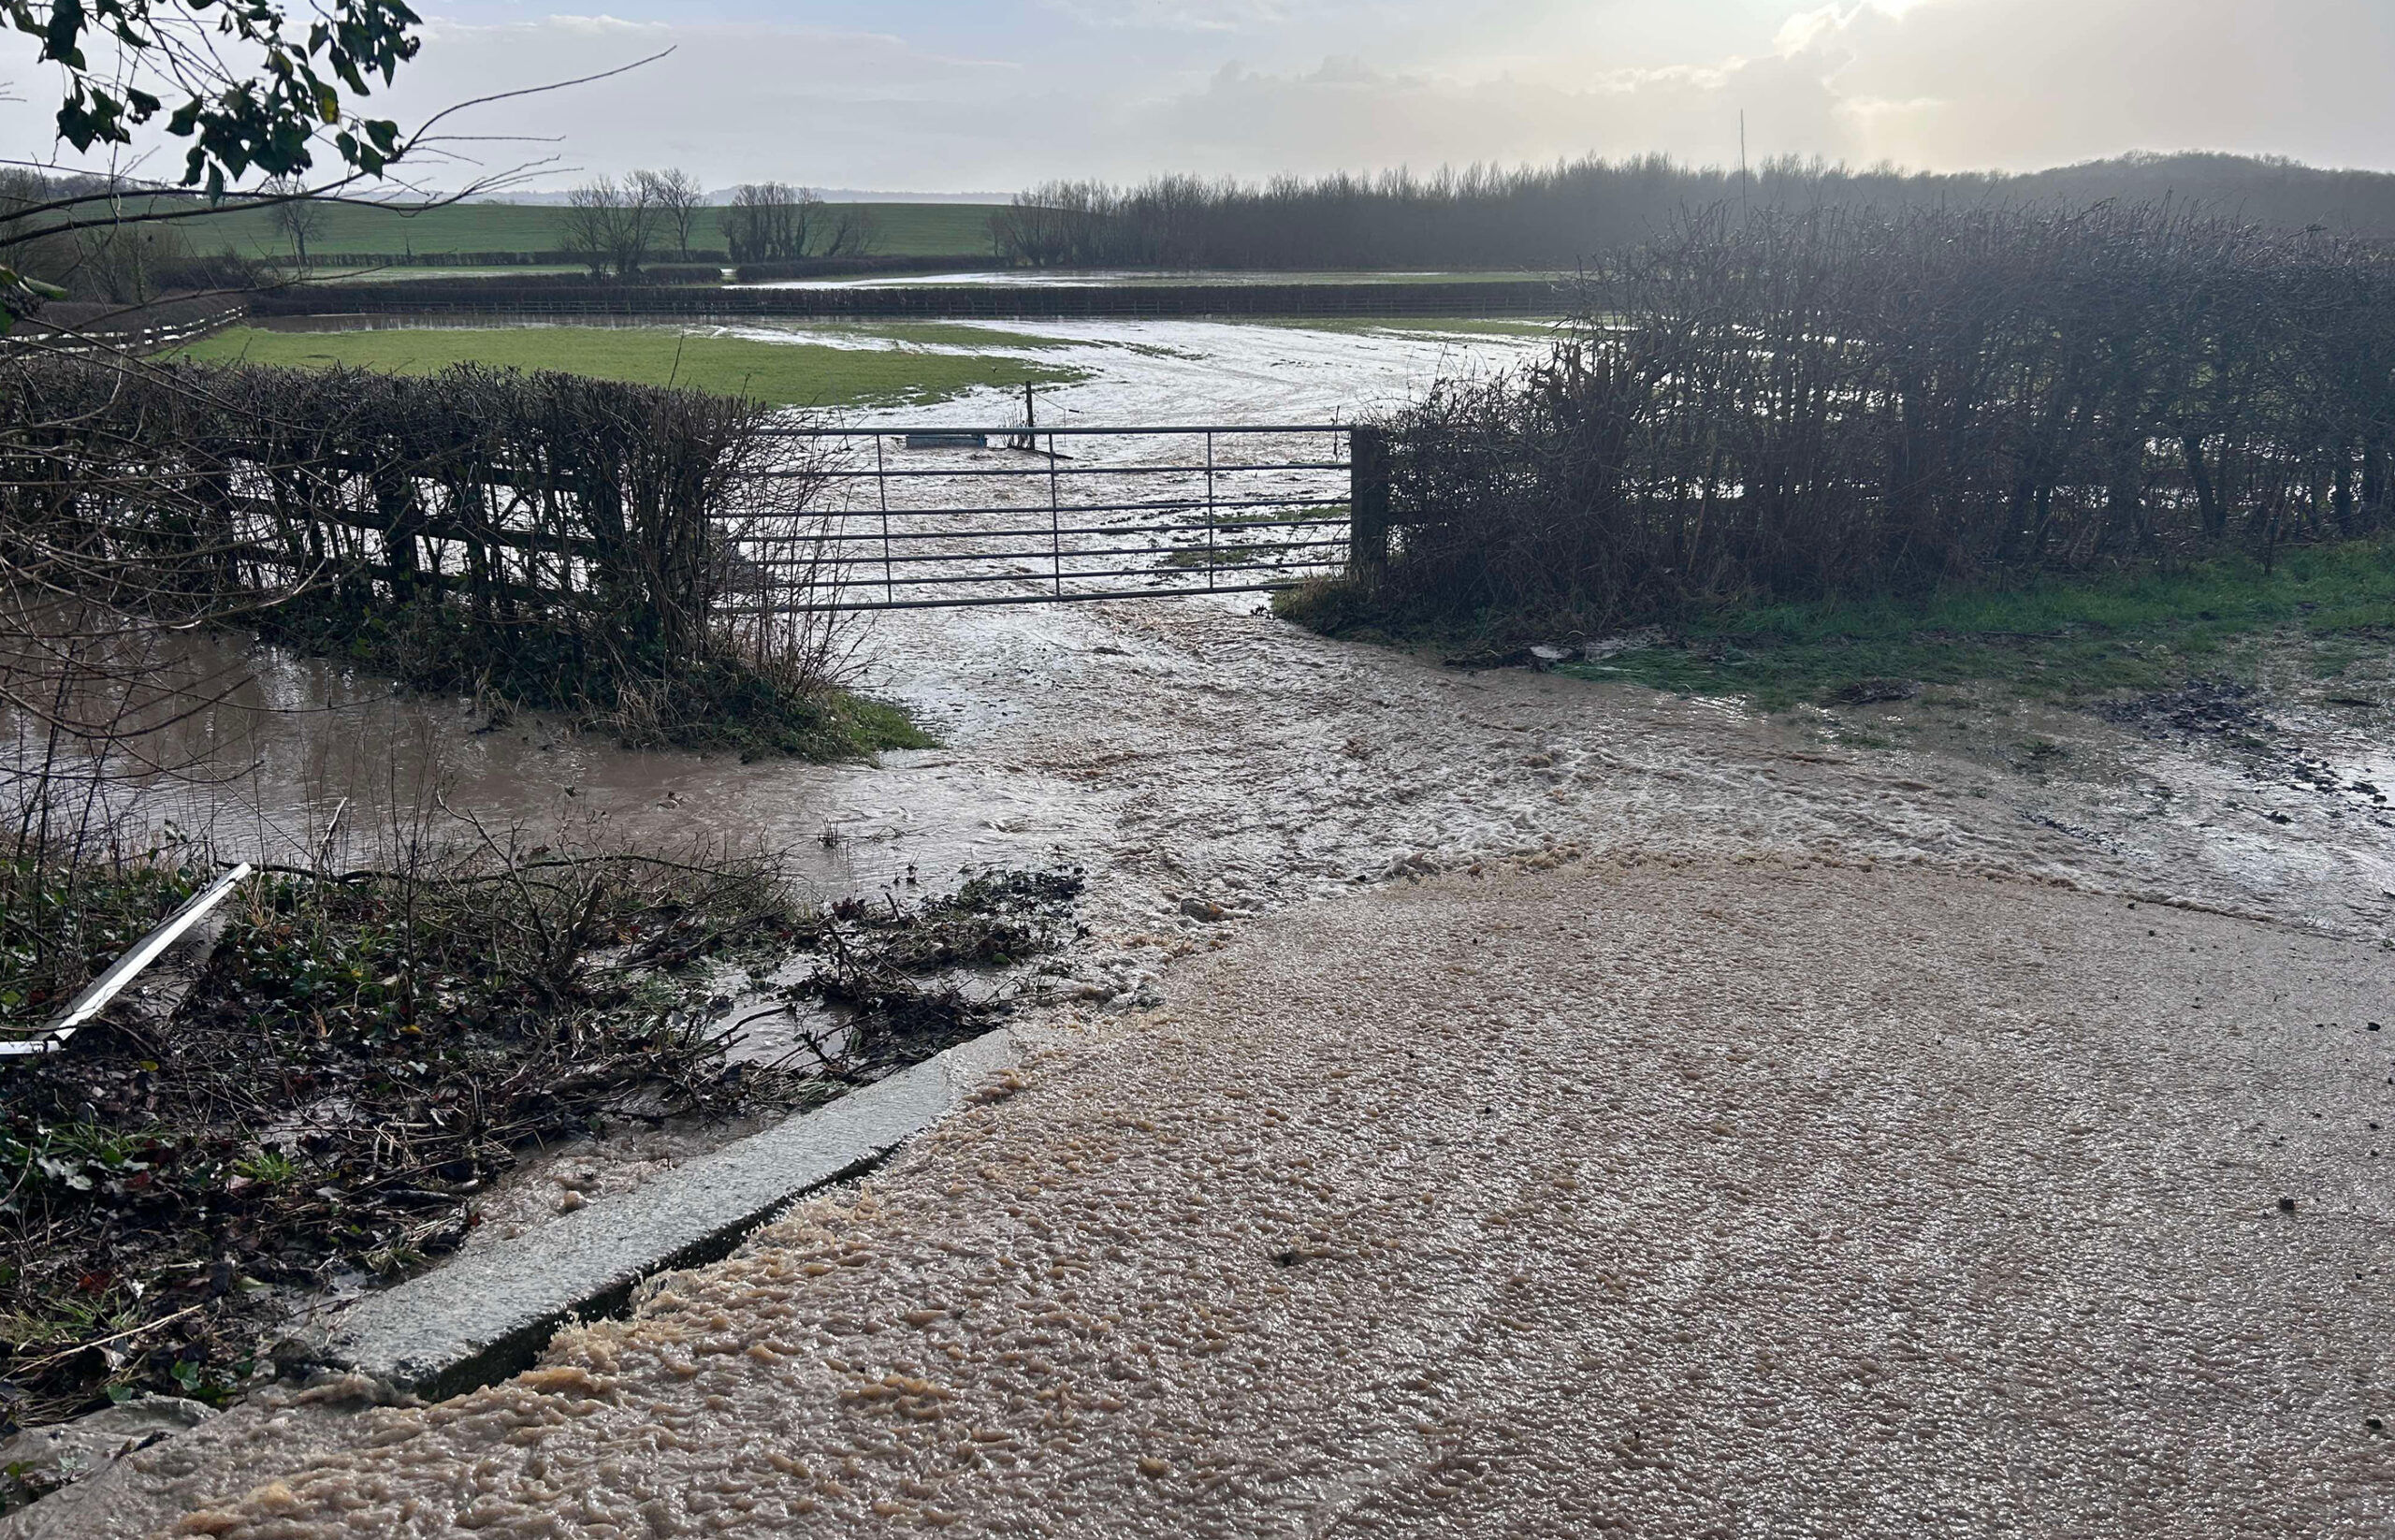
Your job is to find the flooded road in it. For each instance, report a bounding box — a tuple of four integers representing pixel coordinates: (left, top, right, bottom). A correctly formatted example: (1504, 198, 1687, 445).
(17, 316, 2393, 953)
(13, 320, 2395, 1540)
(31, 857, 2395, 1538)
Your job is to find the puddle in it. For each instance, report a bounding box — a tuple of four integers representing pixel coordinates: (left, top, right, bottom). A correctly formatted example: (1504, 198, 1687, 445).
(0, 630, 1096, 906)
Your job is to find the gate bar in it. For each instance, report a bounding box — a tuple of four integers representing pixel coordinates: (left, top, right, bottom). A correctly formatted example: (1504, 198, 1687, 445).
(764, 424, 1352, 438)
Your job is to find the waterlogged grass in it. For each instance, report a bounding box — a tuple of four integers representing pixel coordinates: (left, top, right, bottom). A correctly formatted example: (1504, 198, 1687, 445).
(1249, 316, 1566, 338)
(256, 596, 934, 762)
(1557, 542, 2395, 709)
(791, 320, 1099, 351)
(166, 325, 1087, 408)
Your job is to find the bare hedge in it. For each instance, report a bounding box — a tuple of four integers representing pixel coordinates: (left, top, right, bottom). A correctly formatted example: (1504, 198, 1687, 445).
(1361, 204, 2395, 632)
(290, 249, 731, 269)
(0, 357, 844, 731)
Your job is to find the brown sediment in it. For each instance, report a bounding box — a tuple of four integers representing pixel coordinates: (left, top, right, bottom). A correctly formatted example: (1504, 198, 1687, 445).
(10, 325, 2395, 1530)
(30, 856, 2392, 1537)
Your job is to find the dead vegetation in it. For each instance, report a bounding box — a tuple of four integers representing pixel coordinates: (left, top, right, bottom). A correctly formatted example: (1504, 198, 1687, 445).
(0, 835, 1081, 1446)
(0, 352, 899, 757)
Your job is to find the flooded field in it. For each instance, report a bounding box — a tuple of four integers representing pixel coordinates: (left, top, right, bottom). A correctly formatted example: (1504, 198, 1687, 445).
(733, 268, 1570, 290)
(21, 313, 2395, 950)
(9, 309, 2395, 1510)
(15, 312, 2395, 1076)
(28, 316, 1531, 875)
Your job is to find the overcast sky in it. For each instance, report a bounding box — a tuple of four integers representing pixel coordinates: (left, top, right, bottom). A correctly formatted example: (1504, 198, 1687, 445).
(10, 1, 2395, 192)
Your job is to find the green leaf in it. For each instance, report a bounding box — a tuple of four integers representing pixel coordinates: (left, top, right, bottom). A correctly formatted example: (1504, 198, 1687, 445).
(42, 0, 86, 62)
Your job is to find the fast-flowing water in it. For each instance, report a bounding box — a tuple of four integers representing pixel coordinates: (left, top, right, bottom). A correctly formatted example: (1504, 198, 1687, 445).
(11, 314, 2390, 1384)
(10, 315, 2390, 954)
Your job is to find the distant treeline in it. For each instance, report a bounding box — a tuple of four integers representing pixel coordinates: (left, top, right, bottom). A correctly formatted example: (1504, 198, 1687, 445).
(246, 277, 1564, 319)
(994, 153, 2395, 270)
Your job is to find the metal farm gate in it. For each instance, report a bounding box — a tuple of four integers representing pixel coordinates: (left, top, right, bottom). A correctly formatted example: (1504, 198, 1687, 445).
(757, 424, 1389, 612)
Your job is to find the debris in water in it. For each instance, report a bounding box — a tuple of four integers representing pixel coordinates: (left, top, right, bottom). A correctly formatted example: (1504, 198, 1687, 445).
(1832, 677, 1921, 705)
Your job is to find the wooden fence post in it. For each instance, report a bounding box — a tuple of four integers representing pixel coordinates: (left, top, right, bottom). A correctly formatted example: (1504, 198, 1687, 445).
(1349, 425, 1390, 579)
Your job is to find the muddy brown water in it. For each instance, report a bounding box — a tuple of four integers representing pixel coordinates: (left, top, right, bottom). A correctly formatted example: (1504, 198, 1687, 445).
(8, 311, 2390, 978)
(7, 325, 2393, 1355)
(38, 574, 2386, 954)
(7, 325, 2395, 1536)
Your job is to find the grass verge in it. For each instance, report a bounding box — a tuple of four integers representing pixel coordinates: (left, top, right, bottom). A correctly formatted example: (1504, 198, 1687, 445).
(1285, 540, 2395, 709)
(164, 326, 1088, 409)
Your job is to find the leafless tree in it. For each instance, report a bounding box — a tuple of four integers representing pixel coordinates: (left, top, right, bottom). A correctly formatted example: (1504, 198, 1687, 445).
(820, 202, 879, 260)
(720, 182, 820, 265)
(636, 167, 706, 258)
(264, 174, 328, 268)
(560, 179, 617, 277)
(561, 175, 659, 279)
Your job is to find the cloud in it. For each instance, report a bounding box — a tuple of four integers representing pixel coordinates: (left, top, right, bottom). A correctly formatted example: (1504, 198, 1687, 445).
(374, 18, 1032, 188)
(5, 1, 2392, 192)
(1095, 0, 2395, 180)
(1115, 51, 1847, 178)
(1038, 0, 1299, 31)
(1773, 0, 2395, 170)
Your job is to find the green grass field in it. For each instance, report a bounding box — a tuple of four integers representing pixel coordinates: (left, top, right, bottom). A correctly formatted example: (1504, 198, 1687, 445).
(160, 199, 1003, 260)
(1552, 542, 2395, 708)
(1280, 539, 2395, 709)
(166, 325, 1083, 408)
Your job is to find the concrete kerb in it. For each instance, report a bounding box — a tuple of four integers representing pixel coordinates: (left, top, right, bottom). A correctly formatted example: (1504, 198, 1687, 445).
(298, 1028, 1022, 1402)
